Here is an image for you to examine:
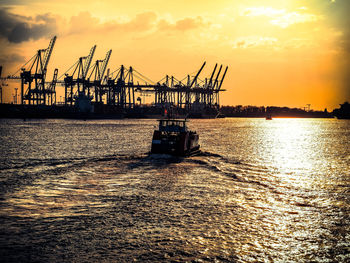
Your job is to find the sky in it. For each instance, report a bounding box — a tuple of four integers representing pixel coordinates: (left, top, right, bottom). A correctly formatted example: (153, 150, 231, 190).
(0, 0, 349, 110)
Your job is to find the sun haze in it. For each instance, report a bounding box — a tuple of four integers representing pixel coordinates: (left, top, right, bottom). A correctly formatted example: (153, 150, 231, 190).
(0, 0, 349, 110)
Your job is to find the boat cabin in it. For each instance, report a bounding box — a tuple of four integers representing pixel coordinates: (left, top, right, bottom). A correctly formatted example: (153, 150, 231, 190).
(158, 119, 188, 133)
(151, 118, 199, 156)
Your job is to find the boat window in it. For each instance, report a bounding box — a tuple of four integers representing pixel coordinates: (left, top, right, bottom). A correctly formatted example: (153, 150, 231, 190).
(158, 119, 188, 132)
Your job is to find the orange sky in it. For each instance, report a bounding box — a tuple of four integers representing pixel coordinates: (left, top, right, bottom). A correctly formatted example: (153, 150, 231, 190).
(0, 0, 349, 110)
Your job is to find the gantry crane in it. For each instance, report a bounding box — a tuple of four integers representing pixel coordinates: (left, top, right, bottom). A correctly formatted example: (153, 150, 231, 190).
(63, 45, 96, 105)
(2, 33, 228, 115)
(104, 61, 227, 113)
(87, 49, 112, 103)
(46, 68, 58, 105)
(105, 65, 153, 108)
(214, 66, 228, 106)
(6, 36, 57, 105)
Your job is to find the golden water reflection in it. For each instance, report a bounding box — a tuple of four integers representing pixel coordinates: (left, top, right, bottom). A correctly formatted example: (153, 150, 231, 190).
(257, 119, 333, 188)
(1, 118, 349, 262)
(2, 166, 143, 218)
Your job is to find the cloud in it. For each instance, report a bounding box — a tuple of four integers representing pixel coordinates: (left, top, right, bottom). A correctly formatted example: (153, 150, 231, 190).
(327, 0, 350, 53)
(67, 11, 100, 35)
(325, 0, 350, 100)
(242, 6, 321, 28)
(291, 0, 350, 53)
(0, 52, 25, 65)
(0, 8, 57, 43)
(65, 11, 205, 37)
(285, 0, 350, 100)
(67, 11, 158, 36)
(232, 36, 278, 49)
(269, 12, 319, 28)
(0, 7, 208, 42)
(158, 16, 207, 31)
(242, 7, 285, 17)
(125, 12, 157, 31)
(0, 0, 25, 4)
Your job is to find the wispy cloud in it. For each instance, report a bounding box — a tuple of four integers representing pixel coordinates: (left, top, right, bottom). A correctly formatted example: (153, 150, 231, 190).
(0, 8, 209, 43)
(232, 36, 278, 49)
(65, 11, 159, 36)
(0, 52, 25, 64)
(65, 11, 207, 36)
(158, 16, 207, 31)
(242, 7, 321, 28)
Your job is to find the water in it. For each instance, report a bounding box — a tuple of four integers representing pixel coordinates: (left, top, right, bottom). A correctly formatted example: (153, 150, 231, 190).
(0, 118, 349, 262)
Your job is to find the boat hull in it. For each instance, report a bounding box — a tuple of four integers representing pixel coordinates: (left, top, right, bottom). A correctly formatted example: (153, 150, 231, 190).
(151, 130, 200, 156)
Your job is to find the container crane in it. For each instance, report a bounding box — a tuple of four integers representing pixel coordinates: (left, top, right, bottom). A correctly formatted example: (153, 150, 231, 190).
(182, 62, 206, 109)
(217, 66, 228, 92)
(47, 68, 58, 105)
(0, 33, 229, 117)
(189, 62, 206, 89)
(83, 45, 96, 78)
(63, 45, 96, 105)
(87, 49, 112, 103)
(11, 36, 57, 105)
(214, 66, 228, 107)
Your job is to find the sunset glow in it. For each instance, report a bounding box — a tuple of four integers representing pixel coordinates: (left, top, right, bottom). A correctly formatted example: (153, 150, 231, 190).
(0, 0, 349, 110)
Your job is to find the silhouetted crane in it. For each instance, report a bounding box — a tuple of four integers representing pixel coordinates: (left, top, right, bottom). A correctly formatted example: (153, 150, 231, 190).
(87, 49, 112, 103)
(7, 36, 57, 105)
(2, 35, 228, 116)
(63, 45, 96, 105)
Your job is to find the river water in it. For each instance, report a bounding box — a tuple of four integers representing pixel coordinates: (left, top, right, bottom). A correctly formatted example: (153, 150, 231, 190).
(0, 118, 349, 262)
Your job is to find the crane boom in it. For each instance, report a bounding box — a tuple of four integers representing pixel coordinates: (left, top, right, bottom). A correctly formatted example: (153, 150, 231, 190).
(83, 45, 96, 78)
(189, 62, 206, 88)
(102, 68, 110, 84)
(217, 66, 228, 91)
(42, 36, 57, 76)
(100, 50, 112, 80)
(49, 68, 58, 90)
(51, 68, 58, 85)
(212, 65, 222, 90)
(208, 63, 217, 88)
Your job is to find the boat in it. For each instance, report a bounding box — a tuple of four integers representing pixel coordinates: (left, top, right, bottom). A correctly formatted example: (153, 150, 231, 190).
(151, 118, 200, 156)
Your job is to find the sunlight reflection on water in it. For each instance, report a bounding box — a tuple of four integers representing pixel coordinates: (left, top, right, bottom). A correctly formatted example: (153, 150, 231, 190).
(0, 118, 349, 262)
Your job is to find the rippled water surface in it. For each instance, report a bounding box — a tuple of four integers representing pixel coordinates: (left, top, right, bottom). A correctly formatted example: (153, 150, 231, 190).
(0, 118, 349, 262)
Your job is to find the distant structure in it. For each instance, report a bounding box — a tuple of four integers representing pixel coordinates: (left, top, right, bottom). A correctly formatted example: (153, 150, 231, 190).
(333, 102, 350, 119)
(0, 36, 228, 116)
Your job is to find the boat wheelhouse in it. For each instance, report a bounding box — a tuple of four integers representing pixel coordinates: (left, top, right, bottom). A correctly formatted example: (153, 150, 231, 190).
(151, 119, 200, 156)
